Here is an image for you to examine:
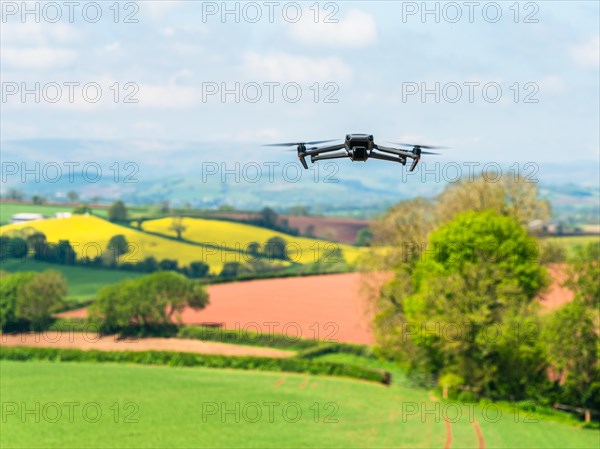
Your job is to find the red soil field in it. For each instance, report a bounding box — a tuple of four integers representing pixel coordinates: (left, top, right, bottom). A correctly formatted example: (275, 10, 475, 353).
(59, 267, 573, 345)
(180, 273, 377, 344)
(60, 273, 377, 345)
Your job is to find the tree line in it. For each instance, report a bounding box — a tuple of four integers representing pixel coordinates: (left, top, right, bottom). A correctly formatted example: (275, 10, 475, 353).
(0, 229, 346, 280)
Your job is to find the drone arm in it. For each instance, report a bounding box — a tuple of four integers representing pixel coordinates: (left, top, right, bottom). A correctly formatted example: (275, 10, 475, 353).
(304, 143, 346, 156)
(374, 144, 416, 159)
(311, 151, 348, 162)
(370, 151, 407, 165)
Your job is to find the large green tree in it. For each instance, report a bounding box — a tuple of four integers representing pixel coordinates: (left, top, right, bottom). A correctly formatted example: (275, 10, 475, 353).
(15, 270, 67, 331)
(107, 235, 129, 258)
(0, 272, 35, 331)
(544, 300, 599, 409)
(264, 236, 288, 260)
(90, 271, 209, 331)
(108, 200, 128, 222)
(374, 210, 548, 399)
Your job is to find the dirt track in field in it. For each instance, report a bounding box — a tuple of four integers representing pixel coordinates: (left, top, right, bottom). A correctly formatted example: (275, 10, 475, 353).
(0, 332, 294, 358)
(58, 267, 573, 346)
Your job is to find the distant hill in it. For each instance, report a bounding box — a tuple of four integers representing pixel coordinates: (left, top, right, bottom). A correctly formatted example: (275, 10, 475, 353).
(2, 139, 598, 221)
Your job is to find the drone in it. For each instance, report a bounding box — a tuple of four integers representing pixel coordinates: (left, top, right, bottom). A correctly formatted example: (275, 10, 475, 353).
(264, 134, 444, 171)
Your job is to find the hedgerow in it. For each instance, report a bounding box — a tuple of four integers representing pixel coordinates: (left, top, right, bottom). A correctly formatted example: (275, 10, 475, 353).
(0, 346, 391, 385)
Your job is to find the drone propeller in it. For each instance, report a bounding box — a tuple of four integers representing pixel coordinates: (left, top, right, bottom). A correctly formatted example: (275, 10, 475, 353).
(283, 146, 323, 152)
(391, 142, 447, 150)
(262, 139, 338, 147)
(420, 151, 440, 155)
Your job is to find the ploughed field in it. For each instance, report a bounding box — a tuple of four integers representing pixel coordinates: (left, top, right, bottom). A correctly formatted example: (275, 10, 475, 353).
(59, 268, 574, 345)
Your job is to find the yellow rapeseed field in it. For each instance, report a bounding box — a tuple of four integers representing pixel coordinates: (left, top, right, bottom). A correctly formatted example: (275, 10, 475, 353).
(0, 215, 242, 273)
(142, 217, 364, 264)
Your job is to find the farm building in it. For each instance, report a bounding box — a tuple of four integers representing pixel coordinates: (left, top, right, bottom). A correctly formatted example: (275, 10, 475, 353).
(10, 213, 45, 224)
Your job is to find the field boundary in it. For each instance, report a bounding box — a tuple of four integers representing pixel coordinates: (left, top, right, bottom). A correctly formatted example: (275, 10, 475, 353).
(0, 346, 391, 385)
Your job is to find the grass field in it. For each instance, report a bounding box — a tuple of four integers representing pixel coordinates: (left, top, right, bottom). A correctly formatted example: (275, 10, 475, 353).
(545, 235, 600, 256)
(0, 203, 155, 226)
(142, 217, 364, 265)
(0, 259, 141, 302)
(0, 203, 105, 225)
(1, 360, 597, 448)
(0, 215, 243, 273)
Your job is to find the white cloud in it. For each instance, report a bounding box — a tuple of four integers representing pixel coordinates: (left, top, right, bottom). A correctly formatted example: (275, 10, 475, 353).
(104, 41, 121, 53)
(161, 26, 176, 37)
(168, 69, 194, 85)
(242, 52, 352, 83)
(134, 122, 165, 133)
(570, 35, 600, 68)
(538, 75, 564, 92)
(289, 9, 377, 48)
(0, 22, 78, 45)
(141, 1, 181, 18)
(2, 47, 77, 69)
(1, 22, 78, 69)
(0, 122, 38, 139)
(236, 128, 281, 141)
(137, 85, 201, 108)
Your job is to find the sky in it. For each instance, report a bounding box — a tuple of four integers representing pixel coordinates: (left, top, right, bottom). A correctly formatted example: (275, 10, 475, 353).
(1, 0, 599, 164)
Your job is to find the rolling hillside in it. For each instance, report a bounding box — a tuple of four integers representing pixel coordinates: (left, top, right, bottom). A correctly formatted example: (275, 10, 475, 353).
(142, 217, 364, 265)
(0, 215, 364, 273)
(0, 215, 240, 273)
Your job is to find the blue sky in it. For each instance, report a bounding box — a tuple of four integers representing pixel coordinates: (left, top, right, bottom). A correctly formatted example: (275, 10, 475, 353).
(1, 1, 599, 164)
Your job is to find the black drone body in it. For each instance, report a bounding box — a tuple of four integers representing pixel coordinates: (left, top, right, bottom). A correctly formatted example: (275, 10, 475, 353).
(265, 134, 443, 171)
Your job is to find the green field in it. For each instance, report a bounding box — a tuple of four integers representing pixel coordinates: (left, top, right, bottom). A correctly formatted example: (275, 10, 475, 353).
(0, 203, 102, 225)
(546, 235, 600, 256)
(0, 202, 155, 226)
(1, 361, 597, 448)
(0, 259, 141, 302)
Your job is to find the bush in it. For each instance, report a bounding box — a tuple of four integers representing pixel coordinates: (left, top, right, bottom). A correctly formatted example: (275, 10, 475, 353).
(16, 270, 67, 331)
(438, 373, 464, 399)
(297, 342, 374, 359)
(178, 326, 319, 351)
(0, 272, 35, 331)
(538, 240, 567, 264)
(263, 237, 288, 260)
(187, 261, 210, 278)
(219, 262, 241, 278)
(90, 272, 209, 332)
(73, 205, 92, 215)
(107, 235, 129, 258)
(108, 200, 128, 222)
(0, 237, 28, 259)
